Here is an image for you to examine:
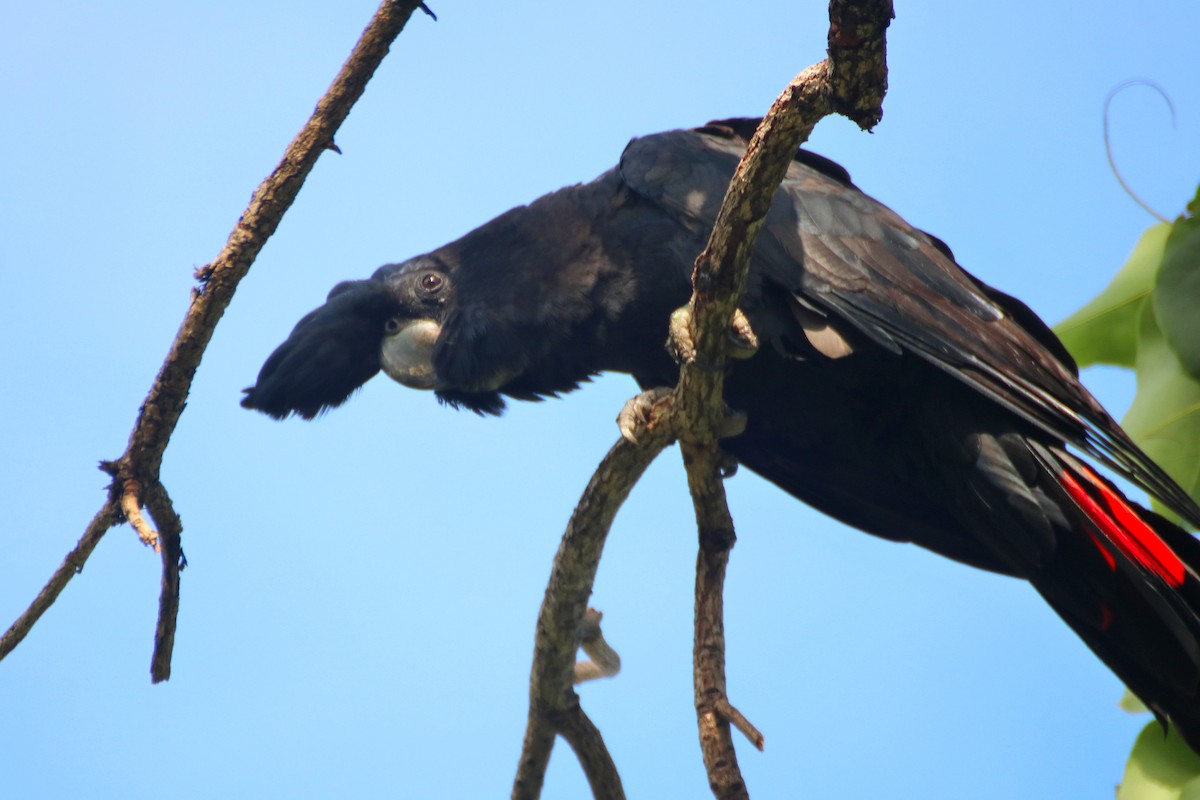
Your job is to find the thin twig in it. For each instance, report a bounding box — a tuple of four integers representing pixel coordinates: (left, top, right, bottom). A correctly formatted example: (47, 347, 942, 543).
(0, 503, 121, 660)
(715, 698, 764, 751)
(685, 441, 751, 800)
(0, 0, 429, 677)
(145, 481, 184, 683)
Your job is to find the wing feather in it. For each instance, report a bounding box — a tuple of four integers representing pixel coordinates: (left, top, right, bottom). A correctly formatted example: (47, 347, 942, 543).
(620, 124, 1200, 525)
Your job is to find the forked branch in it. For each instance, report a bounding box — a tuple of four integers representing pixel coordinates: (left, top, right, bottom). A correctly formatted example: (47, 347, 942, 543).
(513, 1, 893, 796)
(0, 0, 430, 680)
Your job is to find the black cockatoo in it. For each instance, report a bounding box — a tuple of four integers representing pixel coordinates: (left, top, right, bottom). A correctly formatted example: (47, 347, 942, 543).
(242, 119, 1200, 748)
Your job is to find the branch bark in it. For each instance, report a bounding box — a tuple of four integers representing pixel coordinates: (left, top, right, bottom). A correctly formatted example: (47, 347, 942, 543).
(512, 435, 671, 800)
(0, 0, 429, 680)
(687, 441, 754, 800)
(676, 4, 892, 794)
(514, 1, 892, 796)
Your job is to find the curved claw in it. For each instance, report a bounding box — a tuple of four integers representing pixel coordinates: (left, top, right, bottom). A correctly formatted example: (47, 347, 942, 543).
(617, 387, 674, 443)
(667, 306, 696, 366)
(727, 308, 759, 360)
(666, 305, 759, 367)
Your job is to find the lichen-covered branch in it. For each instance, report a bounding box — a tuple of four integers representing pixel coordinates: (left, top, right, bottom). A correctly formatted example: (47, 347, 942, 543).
(0, 0, 429, 679)
(670, 3, 891, 795)
(516, 1, 893, 796)
(685, 441, 753, 800)
(146, 480, 184, 682)
(512, 435, 671, 800)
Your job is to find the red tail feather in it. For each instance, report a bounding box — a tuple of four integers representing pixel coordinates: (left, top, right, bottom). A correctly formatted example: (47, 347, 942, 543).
(1059, 465, 1186, 587)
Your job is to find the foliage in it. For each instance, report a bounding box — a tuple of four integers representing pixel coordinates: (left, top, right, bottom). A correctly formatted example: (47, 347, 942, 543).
(1117, 724, 1200, 800)
(1053, 185, 1200, 799)
(1055, 187, 1200, 524)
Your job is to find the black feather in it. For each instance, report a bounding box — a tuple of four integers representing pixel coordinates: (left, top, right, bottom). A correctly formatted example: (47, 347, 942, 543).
(243, 119, 1200, 750)
(241, 280, 398, 419)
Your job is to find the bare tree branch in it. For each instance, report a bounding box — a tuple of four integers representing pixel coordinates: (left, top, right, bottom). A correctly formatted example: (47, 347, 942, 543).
(513, 435, 671, 800)
(558, 701, 625, 800)
(146, 480, 184, 681)
(0, 0, 429, 679)
(673, 5, 892, 794)
(0, 504, 120, 660)
(515, 1, 893, 796)
(715, 697, 765, 754)
(827, 0, 892, 128)
(686, 441, 754, 800)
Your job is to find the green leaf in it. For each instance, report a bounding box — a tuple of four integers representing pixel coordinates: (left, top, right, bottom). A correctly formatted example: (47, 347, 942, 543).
(1121, 300, 1200, 525)
(1117, 722, 1200, 800)
(1054, 224, 1172, 368)
(1153, 186, 1200, 380)
(1123, 689, 1152, 714)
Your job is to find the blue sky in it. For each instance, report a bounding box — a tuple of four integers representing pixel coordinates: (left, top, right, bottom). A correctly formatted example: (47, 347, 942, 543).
(3, 2, 1200, 797)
